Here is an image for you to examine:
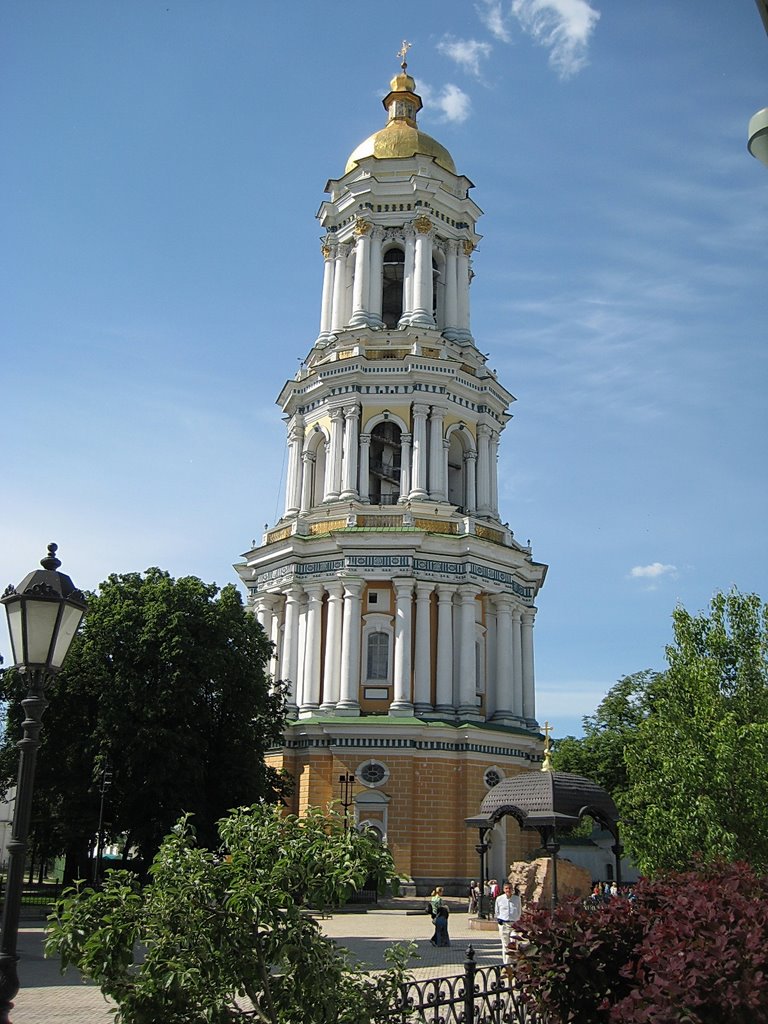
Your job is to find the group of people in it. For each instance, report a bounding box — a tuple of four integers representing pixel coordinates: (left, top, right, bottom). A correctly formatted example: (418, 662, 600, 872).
(430, 880, 523, 964)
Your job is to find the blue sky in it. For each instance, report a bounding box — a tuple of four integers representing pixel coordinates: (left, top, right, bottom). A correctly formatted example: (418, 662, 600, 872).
(2, 1, 767, 738)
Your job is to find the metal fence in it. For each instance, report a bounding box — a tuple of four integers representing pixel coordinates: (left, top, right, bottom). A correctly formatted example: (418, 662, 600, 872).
(384, 946, 545, 1023)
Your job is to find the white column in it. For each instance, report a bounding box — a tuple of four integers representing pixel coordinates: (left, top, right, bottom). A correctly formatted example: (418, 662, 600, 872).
(330, 243, 349, 332)
(268, 594, 282, 679)
(326, 407, 344, 501)
(456, 239, 473, 341)
(476, 423, 492, 516)
(340, 404, 360, 499)
(435, 585, 455, 713)
(284, 419, 304, 517)
(443, 239, 459, 338)
(489, 430, 500, 518)
(410, 216, 434, 326)
(368, 227, 384, 326)
(391, 579, 414, 715)
(320, 583, 343, 712)
(492, 594, 515, 722)
(399, 433, 412, 502)
(521, 608, 537, 725)
(300, 451, 315, 514)
(255, 594, 273, 636)
(359, 433, 371, 503)
(458, 587, 480, 717)
(511, 607, 524, 722)
(281, 585, 302, 715)
(401, 228, 415, 323)
(410, 404, 429, 499)
(299, 585, 324, 717)
(322, 440, 333, 502)
(464, 449, 477, 515)
(428, 406, 446, 501)
(337, 580, 363, 715)
(413, 582, 433, 713)
(349, 219, 372, 327)
(319, 242, 336, 337)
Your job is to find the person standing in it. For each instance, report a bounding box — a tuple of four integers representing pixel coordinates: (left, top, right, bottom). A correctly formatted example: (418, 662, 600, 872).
(494, 882, 522, 964)
(468, 880, 480, 915)
(429, 887, 450, 947)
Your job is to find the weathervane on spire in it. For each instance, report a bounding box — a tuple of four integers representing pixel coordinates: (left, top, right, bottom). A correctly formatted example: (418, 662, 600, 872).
(397, 39, 411, 70)
(541, 720, 554, 772)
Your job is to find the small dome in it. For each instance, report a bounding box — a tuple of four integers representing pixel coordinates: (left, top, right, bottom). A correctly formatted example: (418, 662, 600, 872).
(344, 61, 456, 175)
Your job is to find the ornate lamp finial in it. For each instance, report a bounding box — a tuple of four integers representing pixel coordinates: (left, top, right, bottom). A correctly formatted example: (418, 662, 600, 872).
(397, 39, 411, 70)
(541, 720, 554, 772)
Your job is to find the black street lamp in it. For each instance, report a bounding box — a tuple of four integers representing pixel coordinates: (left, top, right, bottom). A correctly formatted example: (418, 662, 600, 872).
(338, 773, 356, 828)
(0, 545, 86, 1023)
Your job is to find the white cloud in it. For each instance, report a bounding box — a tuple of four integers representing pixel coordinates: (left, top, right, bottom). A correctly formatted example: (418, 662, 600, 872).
(476, 0, 513, 42)
(437, 36, 493, 78)
(420, 82, 472, 123)
(629, 563, 679, 580)
(511, 0, 600, 77)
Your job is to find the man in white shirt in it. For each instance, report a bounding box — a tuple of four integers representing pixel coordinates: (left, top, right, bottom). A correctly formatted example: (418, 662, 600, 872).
(494, 881, 522, 964)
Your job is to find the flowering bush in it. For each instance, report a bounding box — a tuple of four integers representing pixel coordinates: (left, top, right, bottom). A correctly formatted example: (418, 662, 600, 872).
(513, 863, 768, 1024)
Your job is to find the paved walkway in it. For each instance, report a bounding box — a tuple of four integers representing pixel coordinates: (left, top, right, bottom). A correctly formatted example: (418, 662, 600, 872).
(12, 903, 503, 1022)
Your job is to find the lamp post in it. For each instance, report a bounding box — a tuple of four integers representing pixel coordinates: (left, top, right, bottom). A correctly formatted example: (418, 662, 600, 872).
(338, 772, 356, 828)
(0, 545, 86, 1023)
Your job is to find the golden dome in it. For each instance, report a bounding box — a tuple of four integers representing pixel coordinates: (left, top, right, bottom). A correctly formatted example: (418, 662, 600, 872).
(345, 121, 456, 174)
(344, 63, 456, 175)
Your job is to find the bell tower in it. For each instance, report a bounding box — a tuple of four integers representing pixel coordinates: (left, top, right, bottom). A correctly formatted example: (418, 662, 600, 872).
(236, 55, 547, 892)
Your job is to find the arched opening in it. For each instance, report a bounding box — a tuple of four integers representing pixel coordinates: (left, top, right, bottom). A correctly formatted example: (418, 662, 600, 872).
(369, 421, 402, 504)
(382, 248, 405, 328)
(447, 431, 466, 509)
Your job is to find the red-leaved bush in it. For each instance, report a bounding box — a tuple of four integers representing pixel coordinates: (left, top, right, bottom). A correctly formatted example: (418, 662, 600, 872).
(512, 862, 768, 1024)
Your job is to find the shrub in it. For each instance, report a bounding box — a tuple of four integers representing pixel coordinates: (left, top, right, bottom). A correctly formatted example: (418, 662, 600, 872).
(512, 863, 768, 1024)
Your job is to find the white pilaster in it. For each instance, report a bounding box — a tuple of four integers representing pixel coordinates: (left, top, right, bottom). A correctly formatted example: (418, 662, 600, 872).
(368, 227, 384, 326)
(284, 419, 304, 517)
(281, 585, 303, 715)
(319, 242, 335, 338)
(340, 404, 360, 499)
(399, 433, 412, 501)
(435, 585, 455, 713)
(410, 217, 435, 326)
(391, 578, 414, 715)
(489, 430, 500, 518)
(476, 423, 492, 516)
(464, 449, 477, 514)
(458, 587, 481, 717)
(268, 594, 282, 680)
(359, 433, 371, 503)
(410, 404, 429, 499)
(456, 239, 473, 342)
(326, 407, 344, 501)
(337, 580, 363, 715)
(299, 584, 324, 717)
(521, 608, 537, 725)
(491, 594, 515, 722)
(428, 406, 446, 501)
(413, 582, 433, 714)
(320, 582, 343, 712)
(349, 219, 372, 327)
(330, 243, 348, 332)
(443, 239, 459, 339)
(400, 227, 415, 323)
(511, 607, 524, 721)
(300, 451, 315, 514)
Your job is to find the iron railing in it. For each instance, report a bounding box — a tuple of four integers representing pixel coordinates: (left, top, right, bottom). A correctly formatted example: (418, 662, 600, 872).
(384, 946, 545, 1023)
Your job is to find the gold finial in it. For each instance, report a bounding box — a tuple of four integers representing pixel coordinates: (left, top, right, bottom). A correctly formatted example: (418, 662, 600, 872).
(541, 721, 554, 772)
(397, 39, 411, 70)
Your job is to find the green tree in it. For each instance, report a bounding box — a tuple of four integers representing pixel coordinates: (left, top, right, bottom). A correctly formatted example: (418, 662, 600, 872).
(622, 589, 768, 875)
(0, 569, 288, 877)
(552, 670, 659, 802)
(46, 804, 410, 1024)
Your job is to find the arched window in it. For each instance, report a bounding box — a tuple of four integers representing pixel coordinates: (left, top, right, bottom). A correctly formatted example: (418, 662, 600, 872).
(369, 421, 402, 505)
(447, 431, 465, 509)
(366, 631, 389, 680)
(382, 248, 405, 328)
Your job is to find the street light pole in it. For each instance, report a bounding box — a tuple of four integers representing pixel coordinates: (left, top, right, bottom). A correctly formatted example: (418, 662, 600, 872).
(338, 773, 356, 828)
(92, 763, 112, 886)
(0, 545, 86, 1024)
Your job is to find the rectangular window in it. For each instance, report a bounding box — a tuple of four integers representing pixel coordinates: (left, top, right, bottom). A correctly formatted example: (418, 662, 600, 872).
(367, 632, 389, 680)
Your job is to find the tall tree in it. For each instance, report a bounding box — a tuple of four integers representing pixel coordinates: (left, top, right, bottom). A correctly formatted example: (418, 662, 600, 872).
(552, 670, 659, 802)
(0, 569, 287, 877)
(622, 589, 768, 875)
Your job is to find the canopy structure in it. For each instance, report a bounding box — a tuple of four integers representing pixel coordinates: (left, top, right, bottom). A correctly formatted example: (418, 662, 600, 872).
(466, 759, 623, 910)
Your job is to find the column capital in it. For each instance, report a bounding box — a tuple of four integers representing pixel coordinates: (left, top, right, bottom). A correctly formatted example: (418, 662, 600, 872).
(303, 583, 325, 601)
(393, 578, 414, 598)
(413, 214, 432, 234)
(522, 607, 536, 625)
(437, 583, 457, 600)
(342, 578, 365, 598)
(359, 432, 371, 445)
(330, 406, 345, 422)
(353, 216, 372, 236)
(321, 241, 337, 260)
(415, 580, 434, 596)
(464, 448, 478, 463)
(343, 403, 360, 420)
(494, 592, 515, 613)
(412, 403, 430, 418)
(301, 450, 316, 464)
(477, 422, 492, 438)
